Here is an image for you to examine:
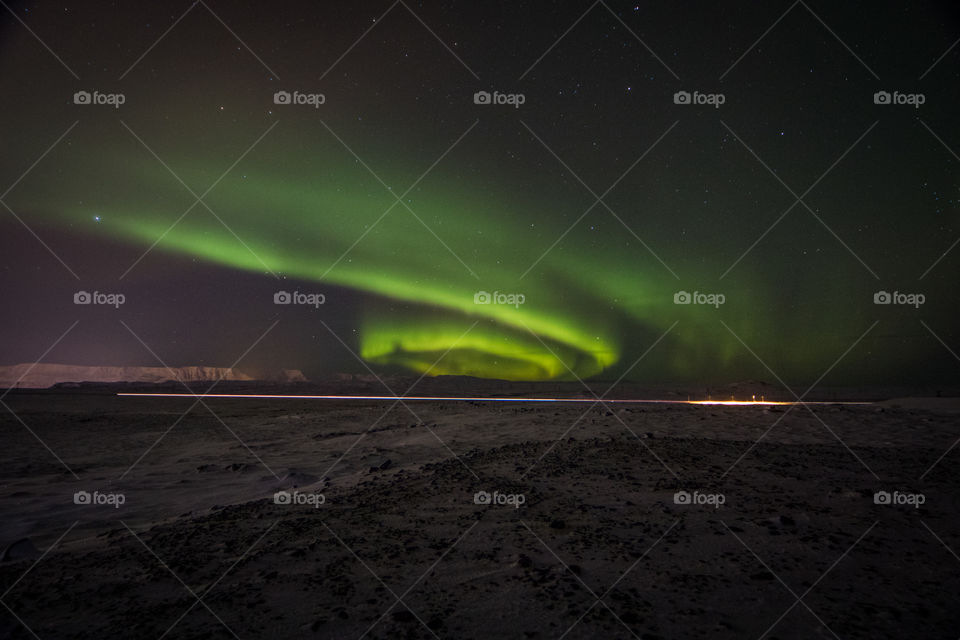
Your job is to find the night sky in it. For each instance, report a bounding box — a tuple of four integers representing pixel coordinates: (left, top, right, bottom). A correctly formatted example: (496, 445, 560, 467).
(1, 1, 958, 385)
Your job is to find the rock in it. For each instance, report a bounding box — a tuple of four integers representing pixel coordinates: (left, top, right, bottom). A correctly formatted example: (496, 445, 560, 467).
(391, 609, 415, 623)
(369, 460, 392, 473)
(2, 538, 39, 562)
(281, 470, 319, 486)
(224, 463, 255, 474)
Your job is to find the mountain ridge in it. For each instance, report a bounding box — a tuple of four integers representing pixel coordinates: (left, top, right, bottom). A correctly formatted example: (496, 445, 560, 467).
(0, 363, 307, 388)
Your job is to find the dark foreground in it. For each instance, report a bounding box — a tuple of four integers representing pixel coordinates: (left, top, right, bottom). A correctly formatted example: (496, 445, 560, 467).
(1, 391, 959, 639)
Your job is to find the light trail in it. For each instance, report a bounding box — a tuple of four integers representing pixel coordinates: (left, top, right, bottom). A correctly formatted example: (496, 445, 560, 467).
(116, 393, 871, 406)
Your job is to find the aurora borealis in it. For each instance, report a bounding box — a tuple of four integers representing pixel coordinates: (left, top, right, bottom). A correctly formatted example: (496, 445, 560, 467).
(1, 1, 958, 385)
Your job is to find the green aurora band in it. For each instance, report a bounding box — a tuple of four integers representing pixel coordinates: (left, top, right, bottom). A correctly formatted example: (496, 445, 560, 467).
(23, 132, 839, 382)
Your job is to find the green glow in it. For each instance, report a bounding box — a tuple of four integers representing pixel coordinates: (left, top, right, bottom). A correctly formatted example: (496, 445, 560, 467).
(360, 309, 616, 381)
(23, 134, 820, 382)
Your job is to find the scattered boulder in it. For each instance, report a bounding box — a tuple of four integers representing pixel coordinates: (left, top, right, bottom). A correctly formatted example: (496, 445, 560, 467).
(2, 538, 39, 562)
(369, 459, 393, 473)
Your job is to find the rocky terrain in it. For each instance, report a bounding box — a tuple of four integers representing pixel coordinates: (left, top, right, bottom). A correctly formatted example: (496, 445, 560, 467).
(1, 390, 958, 638)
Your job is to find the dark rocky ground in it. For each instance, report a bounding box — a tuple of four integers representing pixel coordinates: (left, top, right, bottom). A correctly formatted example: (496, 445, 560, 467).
(1, 390, 958, 639)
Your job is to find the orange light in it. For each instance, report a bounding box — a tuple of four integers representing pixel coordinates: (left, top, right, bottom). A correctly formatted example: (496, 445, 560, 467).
(116, 393, 869, 406)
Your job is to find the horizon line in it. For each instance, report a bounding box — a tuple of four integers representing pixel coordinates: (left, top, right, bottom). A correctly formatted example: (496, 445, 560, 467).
(116, 392, 873, 406)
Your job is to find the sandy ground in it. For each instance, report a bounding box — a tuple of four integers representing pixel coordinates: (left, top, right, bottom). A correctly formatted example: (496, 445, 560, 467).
(1, 389, 959, 639)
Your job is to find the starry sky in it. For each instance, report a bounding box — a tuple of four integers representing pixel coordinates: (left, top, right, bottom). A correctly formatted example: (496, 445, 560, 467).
(0, 1, 958, 386)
